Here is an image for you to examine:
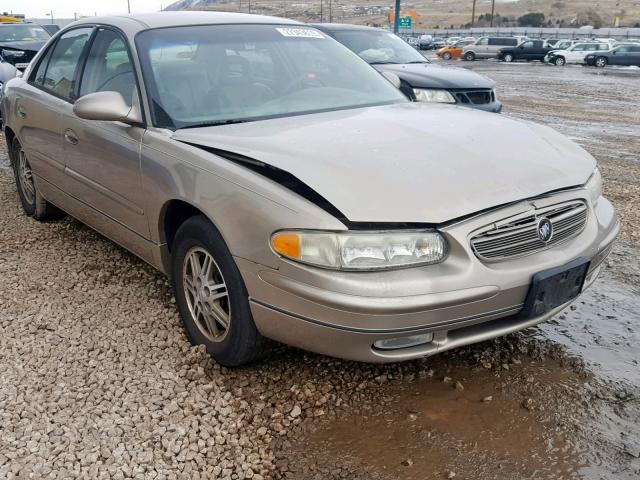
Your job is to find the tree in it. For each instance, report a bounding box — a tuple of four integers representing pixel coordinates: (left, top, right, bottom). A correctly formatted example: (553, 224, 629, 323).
(517, 12, 545, 27)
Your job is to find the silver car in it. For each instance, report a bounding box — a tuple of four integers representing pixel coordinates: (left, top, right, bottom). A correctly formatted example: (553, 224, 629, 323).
(2, 13, 619, 366)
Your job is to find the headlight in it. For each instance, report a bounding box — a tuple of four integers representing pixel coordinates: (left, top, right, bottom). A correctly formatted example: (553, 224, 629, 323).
(413, 88, 456, 103)
(271, 230, 448, 271)
(584, 168, 602, 205)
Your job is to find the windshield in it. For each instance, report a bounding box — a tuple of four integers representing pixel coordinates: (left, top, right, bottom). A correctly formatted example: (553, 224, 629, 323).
(136, 25, 406, 129)
(0, 24, 50, 42)
(330, 29, 428, 64)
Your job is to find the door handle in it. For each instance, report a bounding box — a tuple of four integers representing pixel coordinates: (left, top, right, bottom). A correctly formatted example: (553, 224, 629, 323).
(64, 129, 79, 145)
(17, 106, 27, 118)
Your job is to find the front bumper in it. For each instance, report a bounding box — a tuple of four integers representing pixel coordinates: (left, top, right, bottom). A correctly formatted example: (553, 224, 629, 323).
(239, 192, 619, 363)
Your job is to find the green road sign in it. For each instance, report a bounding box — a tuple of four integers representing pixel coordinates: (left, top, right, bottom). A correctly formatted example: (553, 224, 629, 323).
(399, 17, 412, 28)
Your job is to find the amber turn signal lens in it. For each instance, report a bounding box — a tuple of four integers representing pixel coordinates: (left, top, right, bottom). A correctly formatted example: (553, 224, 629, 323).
(271, 232, 301, 259)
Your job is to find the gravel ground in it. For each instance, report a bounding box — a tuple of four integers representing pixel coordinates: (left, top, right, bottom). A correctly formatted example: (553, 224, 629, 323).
(1, 61, 639, 479)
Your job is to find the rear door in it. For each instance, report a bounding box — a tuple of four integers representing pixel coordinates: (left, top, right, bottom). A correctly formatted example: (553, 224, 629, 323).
(13, 28, 93, 189)
(609, 46, 631, 65)
(630, 46, 640, 66)
(531, 40, 546, 60)
(518, 40, 534, 59)
(567, 44, 587, 62)
(59, 26, 149, 239)
(475, 37, 489, 57)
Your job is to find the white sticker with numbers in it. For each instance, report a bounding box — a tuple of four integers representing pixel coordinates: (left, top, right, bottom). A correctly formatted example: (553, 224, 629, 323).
(276, 28, 325, 39)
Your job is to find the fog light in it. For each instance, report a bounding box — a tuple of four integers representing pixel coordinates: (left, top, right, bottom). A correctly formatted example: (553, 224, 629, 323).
(373, 333, 433, 350)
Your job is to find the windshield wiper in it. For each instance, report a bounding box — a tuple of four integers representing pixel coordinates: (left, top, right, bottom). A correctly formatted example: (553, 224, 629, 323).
(368, 61, 400, 65)
(405, 60, 429, 64)
(179, 119, 250, 129)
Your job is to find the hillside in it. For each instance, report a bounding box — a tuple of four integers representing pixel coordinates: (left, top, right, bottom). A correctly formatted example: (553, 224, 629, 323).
(163, 0, 640, 29)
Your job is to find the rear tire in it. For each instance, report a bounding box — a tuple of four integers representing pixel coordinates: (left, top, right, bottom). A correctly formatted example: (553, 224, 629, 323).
(554, 56, 566, 66)
(10, 137, 65, 221)
(594, 57, 607, 68)
(171, 215, 272, 367)
(443, 52, 452, 60)
(464, 51, 476, 61)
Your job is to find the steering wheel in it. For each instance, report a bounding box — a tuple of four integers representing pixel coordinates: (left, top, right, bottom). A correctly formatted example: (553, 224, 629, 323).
(282, 73, 325, 93)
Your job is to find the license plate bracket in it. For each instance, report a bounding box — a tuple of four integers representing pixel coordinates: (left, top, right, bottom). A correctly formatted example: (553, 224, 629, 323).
(520, 257, 590, 319)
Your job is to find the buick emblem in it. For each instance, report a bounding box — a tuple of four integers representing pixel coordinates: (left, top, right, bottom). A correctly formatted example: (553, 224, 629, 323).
(537, 217, 553, 243)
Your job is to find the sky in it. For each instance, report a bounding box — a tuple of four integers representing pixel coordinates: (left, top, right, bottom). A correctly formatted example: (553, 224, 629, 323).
(2, 0, 167, 19)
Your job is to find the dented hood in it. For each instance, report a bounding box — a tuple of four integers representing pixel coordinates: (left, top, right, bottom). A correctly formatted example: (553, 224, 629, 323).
(172, 102, 595, 224)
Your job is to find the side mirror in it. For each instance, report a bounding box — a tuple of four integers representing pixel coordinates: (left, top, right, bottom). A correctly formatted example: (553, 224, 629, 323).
(73, 91, 142, 124)
(381, 71, 401, 89)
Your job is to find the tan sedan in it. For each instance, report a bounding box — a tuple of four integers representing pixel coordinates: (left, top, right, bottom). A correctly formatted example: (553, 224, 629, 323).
(1, 12, 619, 366)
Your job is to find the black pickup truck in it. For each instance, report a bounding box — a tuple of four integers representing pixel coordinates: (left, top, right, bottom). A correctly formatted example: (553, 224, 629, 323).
(496, 40, 552, 62)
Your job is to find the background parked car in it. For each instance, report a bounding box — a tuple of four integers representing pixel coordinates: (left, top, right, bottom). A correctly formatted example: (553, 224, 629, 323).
(545, 42, 613, 66)
(497, 40, 552, 62)
(585, 43, 640, 67)
(436, 39, 475, 60)
(418, 34, 434, 50)
(0, 23, 50, 71)
(462, 36, 527, 61)
(313, 23, 502, 112)
(0, 23, 51, 121)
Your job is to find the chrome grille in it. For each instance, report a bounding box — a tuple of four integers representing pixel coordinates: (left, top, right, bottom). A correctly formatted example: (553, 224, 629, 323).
(470, 201, 588, 262)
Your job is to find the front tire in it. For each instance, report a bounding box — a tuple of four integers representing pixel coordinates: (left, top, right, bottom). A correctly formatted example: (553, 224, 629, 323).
(503, 53, 514, 63)
(443, 52, 452, 60)
(464, 51, 476, 61)
(554, 56, 566, 66)
(10, 138, 65, 221)
(594, 57, 607, 68)
(171, 215, 271, 367)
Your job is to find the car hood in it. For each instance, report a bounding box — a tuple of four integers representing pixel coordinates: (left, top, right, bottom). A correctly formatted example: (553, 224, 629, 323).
(0, 40, 45, 53)
(372, 63, 495, 89)
(172, 103, 595, 224)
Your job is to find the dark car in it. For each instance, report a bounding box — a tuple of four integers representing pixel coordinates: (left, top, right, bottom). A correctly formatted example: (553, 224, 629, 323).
(497, 40, 552, 62)
(0, 23, 50, 70)
(312, 24, 502, 113)
(585, 44, 640, 67)
(0, 23, 51, 122)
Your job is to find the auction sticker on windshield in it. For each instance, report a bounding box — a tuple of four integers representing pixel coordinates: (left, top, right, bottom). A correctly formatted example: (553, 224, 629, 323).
(276, 27, 325, 39)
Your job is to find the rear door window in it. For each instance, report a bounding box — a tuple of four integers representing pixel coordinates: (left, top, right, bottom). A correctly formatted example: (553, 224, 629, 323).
(37, 27, 93, 100)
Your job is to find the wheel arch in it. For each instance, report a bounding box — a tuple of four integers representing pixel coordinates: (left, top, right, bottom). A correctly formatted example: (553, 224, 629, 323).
(157, 198, 239, 276)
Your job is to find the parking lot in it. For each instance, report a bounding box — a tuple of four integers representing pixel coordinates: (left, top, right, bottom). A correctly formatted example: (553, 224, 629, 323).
(1, 59, 639, 480)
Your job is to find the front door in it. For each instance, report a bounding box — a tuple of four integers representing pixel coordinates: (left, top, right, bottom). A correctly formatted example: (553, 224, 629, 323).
(60, 27, 149, 239)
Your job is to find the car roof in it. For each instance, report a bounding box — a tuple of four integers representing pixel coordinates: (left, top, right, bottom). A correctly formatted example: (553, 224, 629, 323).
(311, 23, 384, 33)
(70, 11, 301, 33)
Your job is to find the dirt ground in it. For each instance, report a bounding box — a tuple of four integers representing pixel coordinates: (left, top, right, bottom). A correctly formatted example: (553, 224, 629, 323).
(1, 60, 639, 480)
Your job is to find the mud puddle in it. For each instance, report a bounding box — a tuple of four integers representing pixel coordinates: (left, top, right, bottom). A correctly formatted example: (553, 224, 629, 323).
(302, 361, 586, 480)
(541, 270, 640, 386)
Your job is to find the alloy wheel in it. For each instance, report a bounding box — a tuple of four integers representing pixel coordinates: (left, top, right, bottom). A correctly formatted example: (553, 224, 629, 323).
(182, 247, 231, 342)
(595, 58, 607, 68)
(17, 149, 35, 205)
(504, 54, 513, 62)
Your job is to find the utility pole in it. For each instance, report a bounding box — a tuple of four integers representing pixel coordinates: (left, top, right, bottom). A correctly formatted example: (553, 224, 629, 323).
(393, 0, 400, 33)
(320, 0, 323, 22)
(127, 0, 131, 13)
(470, 0, 476, 27)
(248, 0, 251, 13)
(490, 0, 495, 27)
(329, 0, 332, 23)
